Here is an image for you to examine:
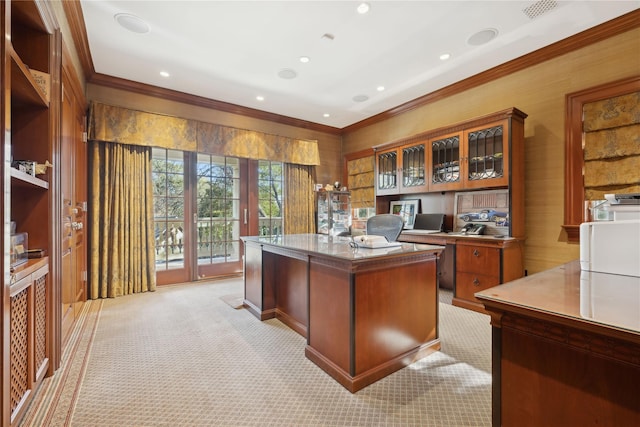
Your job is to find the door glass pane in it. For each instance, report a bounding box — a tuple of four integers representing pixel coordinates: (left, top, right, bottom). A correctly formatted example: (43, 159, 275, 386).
(196, 154, 241, 265)
(152, 149, 185, 270)
(258, 160, 283, 236)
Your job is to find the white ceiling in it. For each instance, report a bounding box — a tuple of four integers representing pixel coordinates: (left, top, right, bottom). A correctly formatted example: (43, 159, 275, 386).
(80, 1, 639, 129)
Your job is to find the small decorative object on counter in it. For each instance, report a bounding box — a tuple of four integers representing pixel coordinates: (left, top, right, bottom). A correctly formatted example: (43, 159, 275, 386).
(27, 249, 46, 259)
(334, 181, 341, 190)
(12, 160, 37, 176)
(10, 232, 28, 267)
(35, 160, 53, 175)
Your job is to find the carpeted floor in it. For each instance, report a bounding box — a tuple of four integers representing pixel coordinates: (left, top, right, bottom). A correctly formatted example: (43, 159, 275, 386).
(20, 278, 491, 427)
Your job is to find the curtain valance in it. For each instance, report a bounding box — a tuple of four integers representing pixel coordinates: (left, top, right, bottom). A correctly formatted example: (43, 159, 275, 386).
(88, 102, 321, 165)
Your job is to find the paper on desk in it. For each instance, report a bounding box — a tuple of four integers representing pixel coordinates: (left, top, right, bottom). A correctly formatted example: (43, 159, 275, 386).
(353, 235, 402, 249)
(401, 229, 441, 235)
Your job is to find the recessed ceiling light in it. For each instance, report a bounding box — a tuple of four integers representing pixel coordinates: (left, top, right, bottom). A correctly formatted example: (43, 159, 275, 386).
(159, 71, 170, 78)
(323, 113, 330, 118)
(357, 2, 370, 14)
(376, 86, 385, 92)
(353, 95, 369, 102)
(299, 56, 310, 63)
(467, 28, 499, 46)
(439, 53, 451, 61)
(115, 13, 150, 34)
(278, 68, 298, 79)
(256, 95, 264, 101)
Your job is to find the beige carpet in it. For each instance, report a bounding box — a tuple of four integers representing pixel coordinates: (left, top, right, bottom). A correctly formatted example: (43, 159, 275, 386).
(220, 293, 245, 309)
(20, 279, 491, 426)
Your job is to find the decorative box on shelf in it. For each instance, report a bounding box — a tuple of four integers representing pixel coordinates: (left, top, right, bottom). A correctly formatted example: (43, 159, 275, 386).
(10, 232, 28, 267)
(12, 160, 37, 176)
(29, 69, 50, 103)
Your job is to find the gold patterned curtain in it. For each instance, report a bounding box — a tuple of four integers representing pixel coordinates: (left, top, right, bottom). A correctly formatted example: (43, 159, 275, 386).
(88, 141, 156, 298)
(284, 164, 316, 234)
(583, 91, 640, 200)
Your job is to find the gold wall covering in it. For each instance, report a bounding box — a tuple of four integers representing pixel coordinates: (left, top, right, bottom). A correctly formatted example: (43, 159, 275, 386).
(89, 102, 320, 165)
(583, 92, 640, 200)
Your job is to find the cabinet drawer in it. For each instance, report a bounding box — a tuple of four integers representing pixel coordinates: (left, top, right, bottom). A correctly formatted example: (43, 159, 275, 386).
(456, 271, 500, 303)
(456, 244, 500, 274)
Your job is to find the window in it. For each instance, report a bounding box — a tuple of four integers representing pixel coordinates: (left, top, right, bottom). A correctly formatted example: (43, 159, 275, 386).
(257, 160, 283, 236)
(152, 149, 185, 270)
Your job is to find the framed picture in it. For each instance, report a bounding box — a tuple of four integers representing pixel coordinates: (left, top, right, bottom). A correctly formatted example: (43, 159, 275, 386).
(390, 200, 419, 229)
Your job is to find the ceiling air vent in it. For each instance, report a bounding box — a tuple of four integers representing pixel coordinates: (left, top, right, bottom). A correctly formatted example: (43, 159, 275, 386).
(522, 0, 558, 20)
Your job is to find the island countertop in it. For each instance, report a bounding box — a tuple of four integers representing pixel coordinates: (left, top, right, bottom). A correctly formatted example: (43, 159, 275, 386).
(475, 260, 640, 335)
(242, 233, 444, 261)
(475, 260, 640, 426)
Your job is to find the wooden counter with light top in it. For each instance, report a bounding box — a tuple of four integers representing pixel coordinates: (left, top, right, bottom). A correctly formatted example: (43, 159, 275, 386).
(242, 234, 444, 392)
(475, 261, 640, 427)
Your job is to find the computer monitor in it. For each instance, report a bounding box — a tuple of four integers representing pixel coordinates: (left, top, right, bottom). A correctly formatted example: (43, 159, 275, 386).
(413, 213, 445, 231)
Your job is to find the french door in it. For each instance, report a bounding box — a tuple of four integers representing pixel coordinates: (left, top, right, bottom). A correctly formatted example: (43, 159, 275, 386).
(194, 153, 247, 279)
(152, 150, 283, 285)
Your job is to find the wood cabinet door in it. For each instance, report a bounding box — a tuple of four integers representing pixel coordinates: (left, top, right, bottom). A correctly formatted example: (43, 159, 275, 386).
(60, 63, 87, 347)
(456, 244, 501, 274)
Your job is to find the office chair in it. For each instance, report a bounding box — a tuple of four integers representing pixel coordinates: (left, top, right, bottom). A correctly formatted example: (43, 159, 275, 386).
(366, 214, 404, 242)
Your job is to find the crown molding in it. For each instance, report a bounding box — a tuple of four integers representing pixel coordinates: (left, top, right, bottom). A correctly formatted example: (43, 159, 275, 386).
(342, 9, 640, 133)
(62, 0, 94, 79)
(63, 4, 640, 135)
(87, 73, 342, 135)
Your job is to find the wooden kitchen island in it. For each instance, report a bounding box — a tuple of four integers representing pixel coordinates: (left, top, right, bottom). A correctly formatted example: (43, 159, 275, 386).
(242, 234, 444, 392)
(476, 261, 640, 427)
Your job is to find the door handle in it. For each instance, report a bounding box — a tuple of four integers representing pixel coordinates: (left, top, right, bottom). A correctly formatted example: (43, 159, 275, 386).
(244, 209, 248, 225)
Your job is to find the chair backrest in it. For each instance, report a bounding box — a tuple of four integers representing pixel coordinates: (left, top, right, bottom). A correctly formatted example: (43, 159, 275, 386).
(366, 214, 404, 242)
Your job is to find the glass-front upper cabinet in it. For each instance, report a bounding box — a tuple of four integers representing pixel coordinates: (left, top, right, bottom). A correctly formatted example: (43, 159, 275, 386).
(376, 142, 428, 195)
(400, 142, 428, 194)
(429, 121, 509, 191)
(462, 121, 509, 189)
(376, 148, 399, 195)
(430, 132, 462, 191)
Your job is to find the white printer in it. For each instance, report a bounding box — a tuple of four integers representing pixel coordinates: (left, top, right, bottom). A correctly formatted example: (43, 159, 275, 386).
(580, 193, 640, 278)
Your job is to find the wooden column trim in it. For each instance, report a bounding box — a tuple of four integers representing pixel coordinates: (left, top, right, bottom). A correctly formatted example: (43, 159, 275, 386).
(562, 75, 640, 243)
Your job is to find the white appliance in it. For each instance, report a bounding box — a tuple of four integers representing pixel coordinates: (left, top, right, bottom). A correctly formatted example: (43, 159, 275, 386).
(580, 219, 640, 277)
(604, 193, 640, 221)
